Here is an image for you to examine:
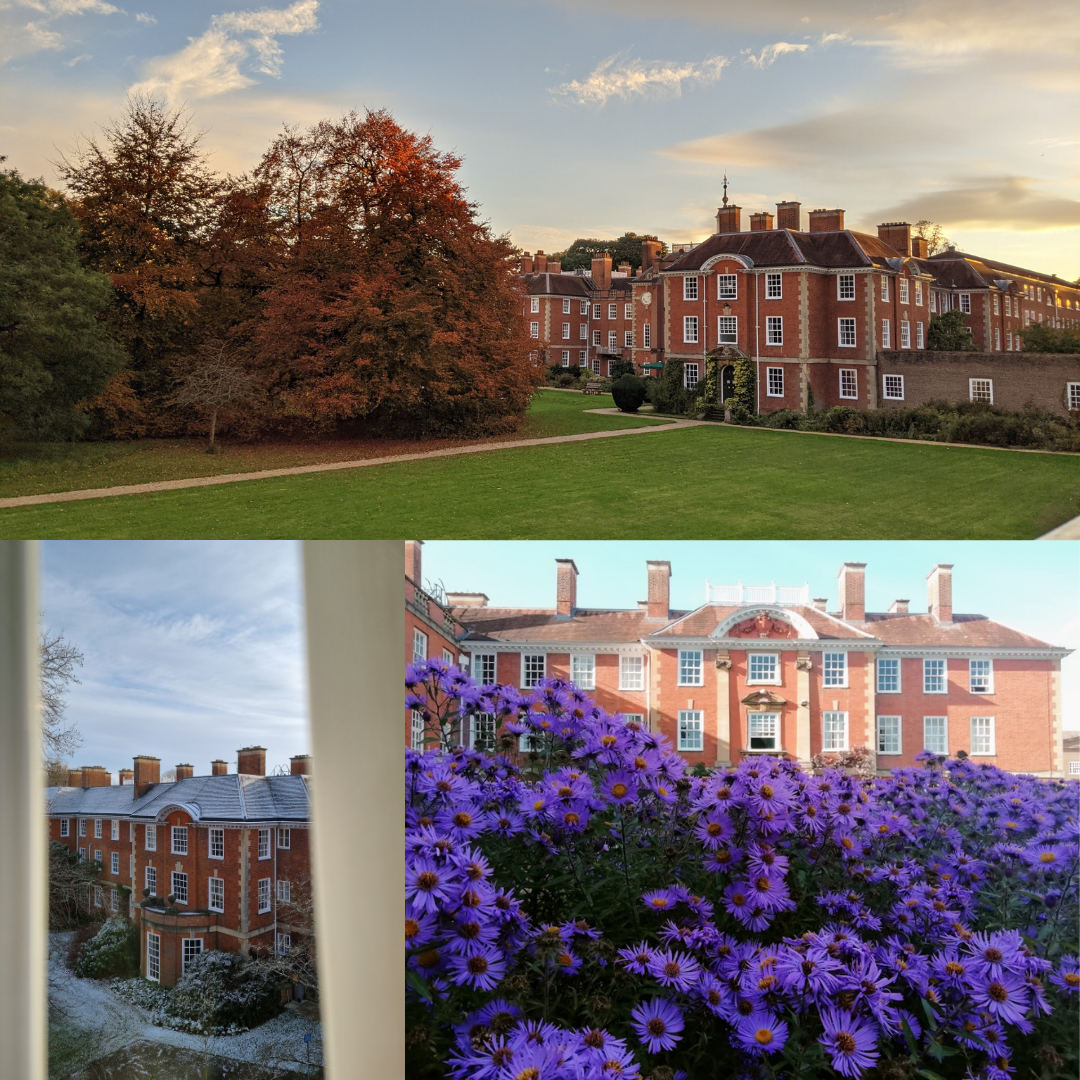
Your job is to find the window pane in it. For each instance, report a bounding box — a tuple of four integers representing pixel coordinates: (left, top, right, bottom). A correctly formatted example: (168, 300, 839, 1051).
(823, 653, 847, 687)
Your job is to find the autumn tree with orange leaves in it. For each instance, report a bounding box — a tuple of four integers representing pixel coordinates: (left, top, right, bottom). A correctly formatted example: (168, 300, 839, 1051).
(252, 109, 538, 437)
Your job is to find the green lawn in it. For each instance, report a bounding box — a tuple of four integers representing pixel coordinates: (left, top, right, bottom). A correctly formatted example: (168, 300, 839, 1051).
(2, 423, 1076, 539)
(0, 390, 666, 499)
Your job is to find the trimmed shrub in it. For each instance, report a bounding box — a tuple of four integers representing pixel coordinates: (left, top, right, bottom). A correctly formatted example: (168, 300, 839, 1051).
(73, 916, 138, 979)
(611, 374, 647, 413)
(165, 951, 282, 1034)
(646, 359, 698, 415)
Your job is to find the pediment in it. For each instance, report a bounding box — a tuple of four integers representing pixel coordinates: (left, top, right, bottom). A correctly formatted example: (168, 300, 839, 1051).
(741, 690, 786, 708)
(729, 612, 798, 639)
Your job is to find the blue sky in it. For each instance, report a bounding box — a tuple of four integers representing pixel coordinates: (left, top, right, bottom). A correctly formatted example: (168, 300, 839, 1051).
(38, 541, 1079, 782)
(2, 0, 1077, 279)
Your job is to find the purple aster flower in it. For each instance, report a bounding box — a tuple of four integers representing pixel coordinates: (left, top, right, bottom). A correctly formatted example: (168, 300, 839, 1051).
(647, 948, 701, 992)
(1049, 955, 1080, 995)
(968, 973, 1033, 1027)
(966, 930, 1025, 980)
(447, 946, 507, 991)
(642, 888, 678, 913)
(453, 999, 521, 1054)
(405, 857, 456, 915)
(601, 770, 639, 805)
(593, 1044, 642, 1078)
(405, 911, 438, 948)
(694, 809, 734, 849)
(733, 1009, 788, 1055)
(630, 998, 684, 1054)
(616, 942, 656, 976)
(447, 914, 499, 955)
(818, 1009, 879, 1078)
(721, 882, 752, 918)
(549, 948, 583, 976)
(696, 973, 727, 1016)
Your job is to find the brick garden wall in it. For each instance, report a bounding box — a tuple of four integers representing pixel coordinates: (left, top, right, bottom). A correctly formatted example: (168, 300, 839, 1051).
(876, 351, 1080, 416)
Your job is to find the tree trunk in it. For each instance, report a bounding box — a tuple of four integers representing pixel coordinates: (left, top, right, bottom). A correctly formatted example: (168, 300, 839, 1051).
(208, 407, 217, 451)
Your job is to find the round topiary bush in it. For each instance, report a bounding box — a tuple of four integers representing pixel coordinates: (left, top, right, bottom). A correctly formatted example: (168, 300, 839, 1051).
(611, 374, 647, 413)
(73, 916, 138, 979)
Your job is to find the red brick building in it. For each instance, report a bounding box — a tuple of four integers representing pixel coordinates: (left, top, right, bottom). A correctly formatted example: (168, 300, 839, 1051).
(524, 194, 1080, 412)
(434, 554, 1070, 778)
(47, 749, 311, 988)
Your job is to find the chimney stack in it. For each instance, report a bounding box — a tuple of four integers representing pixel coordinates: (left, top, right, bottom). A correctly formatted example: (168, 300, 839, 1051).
(641, 237, 662, 272)
(776, 201, 801, 231)
(174, 764, 193, 781)
(837, 562, 867, 622)
(646, 560, 671, 620)
(520, 252, 533, 274)
(290, 754, 312, 776)
(716, 204, 742, 234)
(812, 598, 828, 612)
(211, 759, 228, 776)
(888, 599, 910, 614)
(808, 208, 845, 233)
(555, 558, 578, 617)
(927, 565, 953, 624)
(877, 222, 912, 257)
(237, 746, 267, 776)
(591, 253, 612, 290)
(749, 211, 774, 232)
(535, 250, 547, 273)
(133, 755, 160, 798)
(617, 261, 631, 276)
(547, 260, 562, 274)
(67, 768, 84, 787)
(445, 591, 488, 608)
(910, 235, 928, 259)
(405, 540, 423, 584)
(82, 766, 110, 787)
(118, 768, 134, 786)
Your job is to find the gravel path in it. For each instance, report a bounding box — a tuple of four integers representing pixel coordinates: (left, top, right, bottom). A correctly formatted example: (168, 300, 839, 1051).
(0, 415, 696, 510)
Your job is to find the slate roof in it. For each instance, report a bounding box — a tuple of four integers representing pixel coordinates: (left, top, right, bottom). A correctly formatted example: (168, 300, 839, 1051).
(926, 251, 1080, 292)
(522, 273, 594, 298)
(46, 773, 310, 822)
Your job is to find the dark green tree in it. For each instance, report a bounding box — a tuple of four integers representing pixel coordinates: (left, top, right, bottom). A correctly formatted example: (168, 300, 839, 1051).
(926, 309, 976, 351)
(556, 232, 667, 272)
(1018, 322, 1080, 353)
(0, 168, 124, 438)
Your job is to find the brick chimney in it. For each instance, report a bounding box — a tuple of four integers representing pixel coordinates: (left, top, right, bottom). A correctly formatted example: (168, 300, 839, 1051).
(211, 759, 228, 776)
(749, 211, 774, 232)
(535, 250, 548, 273)
(927, 564, 953, 624)
(118, 768, 134, 786)
(877, 222, 911, 257)
(290, 754, 312, 776)
(83, 766, 110, 787)
(591, 254, 612, 290)
(547, 260, 561, 274)
(617, 261, 631, 276)
(555, 558, 578, 617)
(776, 201, 801, 231)
(837, 562, 867, 622)
(888, 599, 910, 614)
(646, 560, 671, 620)
(133, 755, 160, 798)
(445, 591, 488, 608)
(808, 208, 845, 233)
(716, 204, 742, 234)
(405, 540, 422, 584)
(520, 252, 533, 274)
(67, 768, 83, 787)
(812, 598, 828, 612)
(641, 237, 662, 272)
(174, 764, 194, 781)
(910, 235, 928, 259)
(237, 747, 266, 776)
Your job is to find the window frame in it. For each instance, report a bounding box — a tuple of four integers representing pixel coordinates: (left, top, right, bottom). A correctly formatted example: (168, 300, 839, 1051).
(839, 368, 858, 398)
(969, 378, 993, 404)
(171, 825, 188, 855)
(880, 275, 889, 301)
(923, 658, 947, 694)
(747, 653, 780, 685)
(766, 366, 784, 397)
(258, 827, 271, 860)
(94, 818, 101, 839)
(877, 715, 902, 755)
(209, 827, 224, 859)
(822, 652, 848, 688)
(146, 931, 161, 982)
(899, 320, 911, 349)
(883, 374, 904, 401)
(915, 280, 923, 306)
(472, 653, 497, 685)
(277, 933, 292, 956)
(677, 650, 704, 687)
(1068, 382, 1080, 411)
(959, 293, 971, 314)
(747, 712, 779, 752)
(209, 876, 224, 913)
(278, 880, 292, 903)
(530, 296, 539, 314)
(570, 653, 596, 691)
(110, 851, 119, 876)
(683, 276, 699, 302)
(412, 628, 427, 662)
(171, 870, 188, 905)
(643, 323, 651, 348)
(923, 715, 948, 755)
(468, 712, 498, 752)
(916, 321, 924, 349)
(410, 709, 424, 752)
(969, 659, 994, 694)
(608, 303, 618, 320)
(683, 362, 700, 389)
(838, 318, 857, 348)
(677, 710, 704, 752)
(717, 274, 737, 300)
(521, 653, 546, 688)
(78, 818, 86, 838)
(561, 322, 570, 340)
(110, 819, 119, 840)
(822, 711, 849, 753)
(717, 316, 737, 345)
(181, 937, 203, 976)
(277, 828, 291, 850)
(970, 716, 995, 756)
(765, 316, 783, 346)
(619, 655, 645, 691)
(877, 658, 901, 694)
(881, 319, 891, 349)
(765, 272, 782, 300)
(898, 279, 909, 305)
(683, 315, 699, 344)
(60, 818, 69, 838)
(529, 321, 539, 339)
(144, 824, 156, 851)
(562, 298, 571, 314)
(145, 865, 156, 896)
(258, 877, 272, 914)
(837, 274, 856, 301)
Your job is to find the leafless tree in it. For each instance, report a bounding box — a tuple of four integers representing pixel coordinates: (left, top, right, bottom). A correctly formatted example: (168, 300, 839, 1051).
(41, 626, 84, 779)
(160, 767, 178, 783)
(48, 842, 101, 930)
(169, 341, 257, 452)
(251, 876, 318, 997)
(913, 219, 951, 256)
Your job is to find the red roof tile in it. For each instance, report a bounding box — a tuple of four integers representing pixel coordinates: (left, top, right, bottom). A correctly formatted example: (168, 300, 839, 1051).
(863, 613, 1057, 649)
(455, 608, 684, 643)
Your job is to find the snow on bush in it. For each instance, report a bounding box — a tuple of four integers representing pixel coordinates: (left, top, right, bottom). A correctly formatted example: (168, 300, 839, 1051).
(73, 916, 138, 979)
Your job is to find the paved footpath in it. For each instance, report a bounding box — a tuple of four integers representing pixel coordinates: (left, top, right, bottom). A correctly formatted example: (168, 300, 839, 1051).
(0, 413, 701, 510)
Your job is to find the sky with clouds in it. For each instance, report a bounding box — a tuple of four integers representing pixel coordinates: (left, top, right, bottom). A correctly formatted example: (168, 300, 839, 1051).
(1, 0, 1077, 279)
(36, 540, 1078, 785)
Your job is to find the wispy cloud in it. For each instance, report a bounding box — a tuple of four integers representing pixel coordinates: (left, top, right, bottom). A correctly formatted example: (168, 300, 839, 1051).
(550, 50, 728, 106)
(63, 50, 90, 64)
(1, 0, 120, 62)
(130, 0, 319, 101)
(133, 10, 154, 23)
(743, 41, 808, 69)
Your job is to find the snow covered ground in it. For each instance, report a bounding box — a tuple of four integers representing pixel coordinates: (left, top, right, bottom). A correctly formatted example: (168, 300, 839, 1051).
(49, 933, 322, 1079)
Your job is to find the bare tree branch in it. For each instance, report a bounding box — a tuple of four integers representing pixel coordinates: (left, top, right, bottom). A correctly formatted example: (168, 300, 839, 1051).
(40, 625, 84, 765)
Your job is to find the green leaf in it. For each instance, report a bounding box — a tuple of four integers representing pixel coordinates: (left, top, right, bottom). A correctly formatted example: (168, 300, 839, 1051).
(406, 971, 432, 1001)
(920, 997, 939, 1028)
(927, 1040, 945, 1062)
(915, 1070, 947, 1080)
(900, 1015, 917, 1058)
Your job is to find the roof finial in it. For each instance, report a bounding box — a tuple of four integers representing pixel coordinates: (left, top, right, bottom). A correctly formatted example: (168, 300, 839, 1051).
(722, 173, 729, 207)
